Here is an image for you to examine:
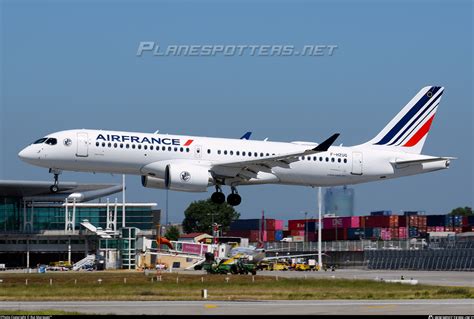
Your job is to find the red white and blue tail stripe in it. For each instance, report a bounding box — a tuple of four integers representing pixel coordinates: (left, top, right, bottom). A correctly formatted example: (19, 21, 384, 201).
(365, 86, 444, 154)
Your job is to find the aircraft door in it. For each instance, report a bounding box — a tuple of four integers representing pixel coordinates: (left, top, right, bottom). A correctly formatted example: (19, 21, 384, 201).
(351, 152, 363, 175)
(76, 132, 89, 157)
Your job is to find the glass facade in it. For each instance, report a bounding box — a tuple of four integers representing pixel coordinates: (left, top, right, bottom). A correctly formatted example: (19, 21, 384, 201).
(0, 197, 159, 232)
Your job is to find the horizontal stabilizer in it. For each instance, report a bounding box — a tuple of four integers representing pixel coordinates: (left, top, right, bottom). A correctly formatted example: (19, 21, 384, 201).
(391, 157, 456, 165)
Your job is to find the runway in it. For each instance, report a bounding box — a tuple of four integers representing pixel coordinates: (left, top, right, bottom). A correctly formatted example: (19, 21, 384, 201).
(192, 269, 474, 287)
(1, 300, 472, 315)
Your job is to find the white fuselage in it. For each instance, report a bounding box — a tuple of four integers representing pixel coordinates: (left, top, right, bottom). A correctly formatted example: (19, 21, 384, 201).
(18, 129, 449, 190)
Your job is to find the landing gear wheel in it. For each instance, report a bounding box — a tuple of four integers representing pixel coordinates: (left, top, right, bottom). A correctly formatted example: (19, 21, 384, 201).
(227, 193, 241, 206)
(49, 171, 60, 193)
(211, 191, 225, 204)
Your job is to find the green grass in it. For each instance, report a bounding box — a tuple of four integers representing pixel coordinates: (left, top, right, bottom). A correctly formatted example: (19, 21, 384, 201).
(0, 272, 472, 301)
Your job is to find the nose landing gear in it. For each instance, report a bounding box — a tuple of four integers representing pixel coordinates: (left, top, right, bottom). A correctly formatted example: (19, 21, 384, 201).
(49, 169, 61, 193)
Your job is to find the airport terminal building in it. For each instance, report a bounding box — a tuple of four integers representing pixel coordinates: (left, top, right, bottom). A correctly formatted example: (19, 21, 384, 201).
(0, 180, 160, 269)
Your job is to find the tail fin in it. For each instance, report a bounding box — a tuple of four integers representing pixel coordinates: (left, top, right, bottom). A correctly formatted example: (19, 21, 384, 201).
(363, 86, 444, 154)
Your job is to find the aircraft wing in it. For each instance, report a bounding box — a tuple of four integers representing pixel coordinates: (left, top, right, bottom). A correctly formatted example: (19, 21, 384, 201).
(210, 133, 340, 180)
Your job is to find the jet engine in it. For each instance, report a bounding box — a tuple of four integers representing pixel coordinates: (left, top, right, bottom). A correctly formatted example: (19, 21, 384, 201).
(165, 164, 212, 192)
(142, 164, 212, 192)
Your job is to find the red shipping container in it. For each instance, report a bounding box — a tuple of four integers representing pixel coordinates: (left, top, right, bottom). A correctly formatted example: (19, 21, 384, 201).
(398, 227, 407, 238)
(462, 226, 471, 233)
(289, 219, 317, 231)
(445, 227, 453, 232)
(307, 232, 317, 242)
(380, 228, 391, 240)
(267, 231, 275, 242)
(283, 230, 290, 237)
(265, 219, 276, 231)
(418, 227, 427, 233)
(359, 216, 366, 228)
(322, 228, 347, 241)
(462, 216, 468, 226)
(418, 216, 427, 227)
(427, 227, 435, 232)
(338, 216, 360, 228)
(275, 220, 284, 230)
(435, 226, 445, 232)
(290, 230, 300, 236)
(364, 216, 391, 228)
(454, 227, 462, 234)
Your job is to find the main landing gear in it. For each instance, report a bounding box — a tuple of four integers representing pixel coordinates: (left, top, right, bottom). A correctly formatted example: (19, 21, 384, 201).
(49, 169, 61, 193)
(211, 186, 241, 206)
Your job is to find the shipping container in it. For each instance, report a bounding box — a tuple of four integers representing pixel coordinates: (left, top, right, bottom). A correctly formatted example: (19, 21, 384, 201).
(267, 231, 275, 242)
(453, 216, 463, 227)
(435, 226, 445, 232)
(275, 230, 284, 241)
(370, 210, 392, 216)
(468, 216, 474, 226)
(398, 227, 407, 238)
(403, 211, 419, 216)
(306, 221, 321, 232)
(275, 220, 284, 230)
(265, 219, 276, 231)
(418, 216, 427, 227)
(230, 219, 261, 231)
(427, 215, 446, 227)
(462, 226, 472, 233)
(288, 219, 318, 231)
(292, 236, 304, 242)
(454, 227, 463, 234)
(380, 228, 391, 240)
(322, 228, 347, 241)
(364, 228, 374, 238)
(283, 230, 291, 238)
(372, 228, 381, 239)
(364, 216, 391, 228)
(347, 228, 364, 240)
(307, 232, 316, 242)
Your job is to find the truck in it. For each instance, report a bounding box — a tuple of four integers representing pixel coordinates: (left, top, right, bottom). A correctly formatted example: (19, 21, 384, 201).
(201, 252, 257, 275)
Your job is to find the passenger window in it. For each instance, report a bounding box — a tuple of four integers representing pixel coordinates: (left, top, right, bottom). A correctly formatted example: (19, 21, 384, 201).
(331, 158, 335, 162)
(186, 148, 190, 152)
(207, 149, 211, 154)
(96, 142, 99, 147)
(344, 158, 347, 163)
(102, 142, 106, 147)
(236, 151, 240, 156)
(126, 144, 130, 149)
(168, 147, 172, 151)
(108, 143, 112, 148)
(218, 150, 221, 155)
(325, 157, 329, 162)
(150, 146, 154, 150)
(162, 146, 166, 151)
(254, 152, 257, 157)
(132, 144, 136, 149)
(224, 150, 228, 155)
(230, 151, 233, 155)
(138, 145, 142, 150)
(144, 145, 148, 150)
(174, 147, 178, 152)
(242, 151, 246, 156)
(114, 143, 118, 148)
(120, 143, 124, 148)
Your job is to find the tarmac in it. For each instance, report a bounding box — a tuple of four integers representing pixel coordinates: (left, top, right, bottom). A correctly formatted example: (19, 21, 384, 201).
(1, 300, 472, 315)
(254, 269, 474, 287)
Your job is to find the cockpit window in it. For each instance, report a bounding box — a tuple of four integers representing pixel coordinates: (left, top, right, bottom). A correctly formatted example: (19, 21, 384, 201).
(33, 138, 47, 144)
(45, 138, 57, 145)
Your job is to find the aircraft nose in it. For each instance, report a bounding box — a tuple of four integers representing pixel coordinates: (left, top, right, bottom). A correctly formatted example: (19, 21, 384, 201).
(18, 147, 33, 161)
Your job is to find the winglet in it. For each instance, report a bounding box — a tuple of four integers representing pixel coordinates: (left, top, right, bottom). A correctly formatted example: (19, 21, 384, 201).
(240, 132, 252, 140)
(313, 133, 340, 152)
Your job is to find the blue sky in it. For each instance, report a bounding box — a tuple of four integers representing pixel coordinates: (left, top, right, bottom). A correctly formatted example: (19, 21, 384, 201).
(1, 0, 472, 223)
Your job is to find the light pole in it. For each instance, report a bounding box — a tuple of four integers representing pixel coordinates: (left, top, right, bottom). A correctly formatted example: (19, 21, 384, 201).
(318, 187, 323, 270)
(304, 211, 308, 250)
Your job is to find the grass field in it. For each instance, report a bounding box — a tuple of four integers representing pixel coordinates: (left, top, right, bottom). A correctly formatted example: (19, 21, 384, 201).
(0, 271, 472, 301)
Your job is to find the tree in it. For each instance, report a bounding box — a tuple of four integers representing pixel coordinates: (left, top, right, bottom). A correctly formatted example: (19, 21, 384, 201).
(449, 206, 472, 216)
(164, 225, 180, 241)
(182, 199, 240, 234)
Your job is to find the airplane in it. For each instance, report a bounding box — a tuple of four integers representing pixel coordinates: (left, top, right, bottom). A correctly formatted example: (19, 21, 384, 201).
(229, 246, 322, 264)
(18, 86, 454, 206)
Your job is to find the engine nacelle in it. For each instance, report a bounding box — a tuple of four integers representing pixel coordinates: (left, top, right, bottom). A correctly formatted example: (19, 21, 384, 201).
(141, 175, 167, 189)
(165, 164, 212, 192)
